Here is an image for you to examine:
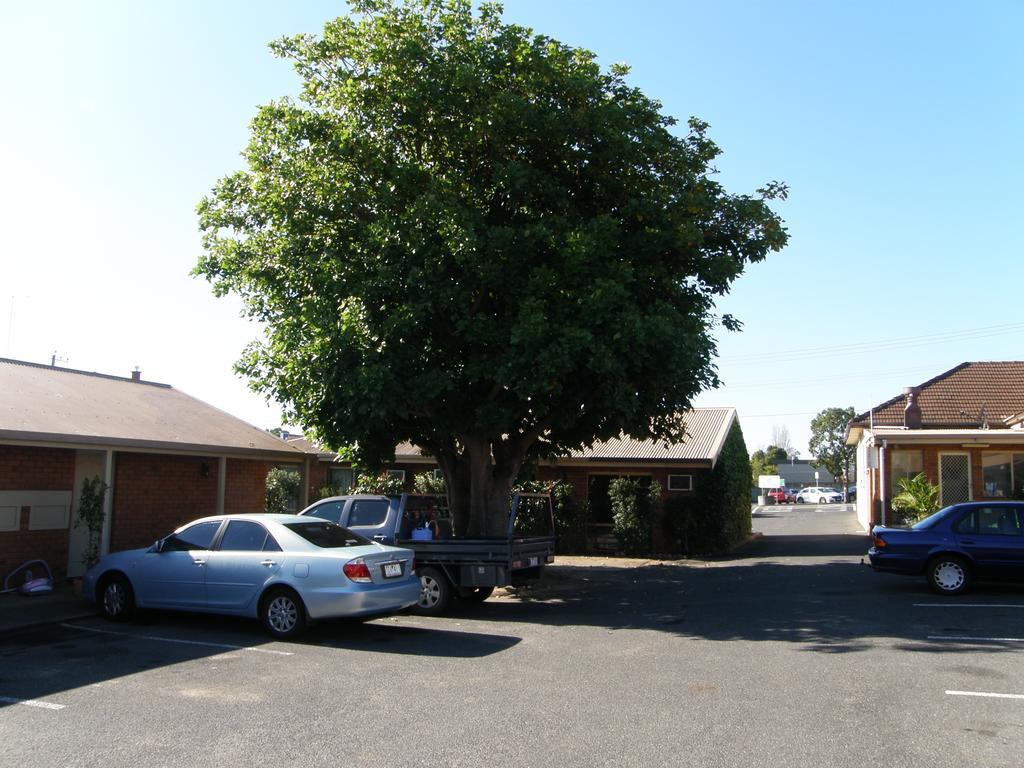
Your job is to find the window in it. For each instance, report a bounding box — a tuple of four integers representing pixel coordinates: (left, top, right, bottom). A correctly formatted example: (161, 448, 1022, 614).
(166, 521, 222, 551)
(955, 506, 1022, 536)
(982, 453, 1012, 498)
(347, 499, 390, 527)
(285, 521, 371, 548)
(667, 474, 693, 491)
(219, 520, 280, 552)
(386, 469, 406, 482)
(328, 467, 354, 494)
(891, 451, 923, 486)
(979, 453, 1024, 500)
(303, 501, 344, 524)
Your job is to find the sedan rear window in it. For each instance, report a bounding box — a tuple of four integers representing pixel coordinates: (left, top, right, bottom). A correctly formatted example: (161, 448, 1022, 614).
(284, 521, 372, 548)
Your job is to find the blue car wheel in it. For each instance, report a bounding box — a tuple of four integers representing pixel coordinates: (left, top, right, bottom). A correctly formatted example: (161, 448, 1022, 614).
(928, 555, 971, 595)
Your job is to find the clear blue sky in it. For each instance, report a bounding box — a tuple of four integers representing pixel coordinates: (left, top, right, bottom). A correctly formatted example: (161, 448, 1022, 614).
(2, 1, 1022, 456)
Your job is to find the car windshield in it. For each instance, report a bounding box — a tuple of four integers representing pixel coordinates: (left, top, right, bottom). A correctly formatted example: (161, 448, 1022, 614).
(284, 521, 373, 548)
(910, 505, 958, 530)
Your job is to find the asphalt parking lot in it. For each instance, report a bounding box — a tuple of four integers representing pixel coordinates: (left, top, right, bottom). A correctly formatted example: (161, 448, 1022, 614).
(2, 503, 1024, 767)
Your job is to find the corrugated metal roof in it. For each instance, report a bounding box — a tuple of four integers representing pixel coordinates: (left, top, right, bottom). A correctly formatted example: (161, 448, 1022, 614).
(567, 408, 737, 464)
(851, 362, 1024, 429)
(0, 358, 304, 458)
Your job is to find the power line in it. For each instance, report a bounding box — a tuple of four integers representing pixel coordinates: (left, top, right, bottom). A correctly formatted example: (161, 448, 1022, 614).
(721, 321, 1024, 365)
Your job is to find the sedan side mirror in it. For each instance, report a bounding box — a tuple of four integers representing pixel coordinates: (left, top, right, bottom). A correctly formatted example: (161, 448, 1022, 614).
(152, 538, 165, 553)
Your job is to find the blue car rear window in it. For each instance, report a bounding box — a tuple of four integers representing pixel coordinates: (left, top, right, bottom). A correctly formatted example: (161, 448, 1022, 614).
(284, 521, 372, 548)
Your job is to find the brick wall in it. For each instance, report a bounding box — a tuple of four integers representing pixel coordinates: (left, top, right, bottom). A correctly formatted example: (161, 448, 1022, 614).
(225, 459, 270, 514)
(111, 454, 279, 550)
(111, 453, 219, 551)
(0, 445, 76, 581)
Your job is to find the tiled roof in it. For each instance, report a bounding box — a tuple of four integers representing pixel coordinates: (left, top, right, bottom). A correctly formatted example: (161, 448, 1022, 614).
(289, 409, 738, 466)
(566, 408, 737, 465)
(0, 357, 304, 458)
(851, 362, 1024, 429)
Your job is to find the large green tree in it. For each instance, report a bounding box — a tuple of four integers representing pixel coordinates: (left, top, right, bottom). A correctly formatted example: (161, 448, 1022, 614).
(195, 0, 788, 536)
(808, 407, 857, 495)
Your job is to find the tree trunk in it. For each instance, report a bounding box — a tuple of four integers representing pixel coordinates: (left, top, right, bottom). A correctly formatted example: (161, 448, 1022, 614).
(442, 437, 521, 538)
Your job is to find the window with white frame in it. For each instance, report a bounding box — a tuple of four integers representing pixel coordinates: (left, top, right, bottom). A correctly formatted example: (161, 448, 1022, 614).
(386, 469, 406, 482)
(667, 474, 693, 491)
(890, 450, 923, 487)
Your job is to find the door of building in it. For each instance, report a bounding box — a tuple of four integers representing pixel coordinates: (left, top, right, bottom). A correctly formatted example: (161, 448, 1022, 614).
(939, 453, 972, 506)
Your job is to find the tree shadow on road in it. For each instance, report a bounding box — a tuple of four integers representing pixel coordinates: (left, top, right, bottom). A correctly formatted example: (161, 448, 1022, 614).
(466, 533, 1024, 657)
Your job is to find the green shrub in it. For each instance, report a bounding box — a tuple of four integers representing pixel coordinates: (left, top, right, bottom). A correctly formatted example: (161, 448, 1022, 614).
(413, 471, 447, 494)
(265, 467, 302, 513)
(891, 472, 939, 525)
(665, 422, 752, 555)
(513, 479, 584, 550)
(353, 471, 405, 496)
(609, 478, 660, 556)
(75, 475, 108, 569)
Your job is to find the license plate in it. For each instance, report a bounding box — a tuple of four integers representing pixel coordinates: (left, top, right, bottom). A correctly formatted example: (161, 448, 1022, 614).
(382, 562, 403, 578)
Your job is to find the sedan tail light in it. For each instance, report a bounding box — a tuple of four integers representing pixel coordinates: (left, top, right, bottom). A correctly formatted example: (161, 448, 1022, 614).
(872, 535, 887, 549)
(343, 558, 372, 583)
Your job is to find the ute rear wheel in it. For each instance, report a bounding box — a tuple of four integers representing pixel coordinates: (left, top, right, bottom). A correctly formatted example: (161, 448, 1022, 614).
(928, 555, 971, 595)
(414, 567, 452, 615)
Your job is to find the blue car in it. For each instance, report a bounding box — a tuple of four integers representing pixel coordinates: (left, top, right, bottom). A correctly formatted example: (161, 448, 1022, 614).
(867, 502, 1024, 595)
(82, 514, 421, 639)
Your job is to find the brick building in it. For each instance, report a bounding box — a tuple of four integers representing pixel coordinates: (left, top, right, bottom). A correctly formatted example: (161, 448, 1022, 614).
(846, 361, 1024, 531)
(0, 358, 304, 580)
(292, 407, 743, 552)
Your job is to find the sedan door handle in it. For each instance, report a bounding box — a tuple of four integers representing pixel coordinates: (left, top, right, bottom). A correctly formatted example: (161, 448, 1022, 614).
(193, 559, 206, 566)
(260, 559, 277, 567)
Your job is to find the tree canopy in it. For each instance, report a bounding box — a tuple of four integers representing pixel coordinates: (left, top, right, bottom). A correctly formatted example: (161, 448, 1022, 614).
(808, 407, 856, 490)
(750, 444, 788, 486)
(195, 0, 788, 534)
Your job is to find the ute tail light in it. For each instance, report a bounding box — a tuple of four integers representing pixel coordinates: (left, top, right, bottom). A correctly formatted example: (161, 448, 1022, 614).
(343, 558, 373, 583)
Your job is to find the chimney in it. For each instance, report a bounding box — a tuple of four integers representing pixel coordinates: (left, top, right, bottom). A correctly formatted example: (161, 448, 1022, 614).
(131, 367, 141, 382)
(903, 387, 922, 429)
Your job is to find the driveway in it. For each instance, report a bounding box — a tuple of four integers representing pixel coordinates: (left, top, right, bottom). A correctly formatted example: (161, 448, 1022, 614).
(3, 505, 1024, 767)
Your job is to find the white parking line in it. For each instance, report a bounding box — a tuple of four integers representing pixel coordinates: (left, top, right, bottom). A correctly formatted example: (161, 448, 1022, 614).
(929, 635, 1024, 643)
(946, 690, 1024, 701)
(915, 603, 1024, 609)
(0, 696, 65, 710)
(60, 623, 294, 656)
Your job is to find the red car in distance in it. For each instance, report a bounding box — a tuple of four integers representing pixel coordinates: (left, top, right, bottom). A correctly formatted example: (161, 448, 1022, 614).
(766, 487, 796, 504)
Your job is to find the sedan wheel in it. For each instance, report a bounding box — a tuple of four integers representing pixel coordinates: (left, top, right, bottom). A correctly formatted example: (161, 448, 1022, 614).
(260, 588, 307, 639)
(928, 556, 971, 595)
(99, 574, 134, 622)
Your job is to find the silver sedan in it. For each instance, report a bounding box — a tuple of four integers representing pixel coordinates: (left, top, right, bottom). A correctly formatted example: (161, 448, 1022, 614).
(82, 514, 420, 639)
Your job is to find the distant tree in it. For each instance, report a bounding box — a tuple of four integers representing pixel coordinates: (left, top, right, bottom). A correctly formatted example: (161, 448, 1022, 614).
(808, 407, 856, 494)
(770, 424, 795, 458)
(194, 0, 788, 536)
(750, 448, 778, 487)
